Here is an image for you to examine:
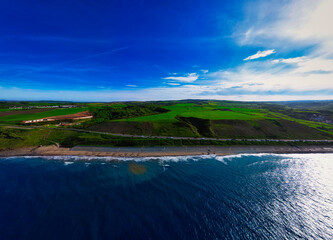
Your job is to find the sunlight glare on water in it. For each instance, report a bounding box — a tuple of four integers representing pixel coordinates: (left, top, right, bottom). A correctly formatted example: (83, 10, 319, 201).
(0, 153, 332, 239)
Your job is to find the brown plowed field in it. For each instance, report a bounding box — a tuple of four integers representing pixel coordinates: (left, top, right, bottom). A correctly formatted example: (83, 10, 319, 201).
(46, 111, 92, 120)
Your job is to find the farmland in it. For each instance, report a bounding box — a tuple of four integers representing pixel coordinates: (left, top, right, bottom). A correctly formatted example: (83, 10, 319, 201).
(120, 103, 269, 122)
(0, 107, 88, 122)
(0, 100, 332, 150)
(88, 101, 333, 140)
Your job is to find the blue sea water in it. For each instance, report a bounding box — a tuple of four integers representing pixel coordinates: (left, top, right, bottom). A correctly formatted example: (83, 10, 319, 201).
(0, 154, 332, 240)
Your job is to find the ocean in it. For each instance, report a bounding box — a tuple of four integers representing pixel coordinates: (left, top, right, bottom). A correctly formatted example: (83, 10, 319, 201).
(0, 154, 332, 239)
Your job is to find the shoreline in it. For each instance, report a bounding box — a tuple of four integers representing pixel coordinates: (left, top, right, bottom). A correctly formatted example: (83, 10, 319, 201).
(1, 145, 333, 158)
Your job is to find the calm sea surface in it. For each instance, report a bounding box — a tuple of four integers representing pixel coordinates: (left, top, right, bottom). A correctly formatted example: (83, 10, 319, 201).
(0, 154, 332, 240)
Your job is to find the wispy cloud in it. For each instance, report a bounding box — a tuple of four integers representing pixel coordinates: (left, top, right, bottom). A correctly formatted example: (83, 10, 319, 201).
(163, 73, 198, 83)
(0, 35, 111, 45)
(61, 47, 130, 64)
(126, 84, 137, 87)
(244, 50, 275, 61)
(166, 82, 181, 86)
(10, 47, 129, 78)
(0, 84, 331, 102)
(223, 0, 333, 100)
(272, 57, 306, 64)
(206, 56, 333, 94)
(236, 0, 333, 54)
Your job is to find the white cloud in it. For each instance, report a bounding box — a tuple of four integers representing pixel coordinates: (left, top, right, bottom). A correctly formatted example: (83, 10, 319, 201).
(206, 56, 333, 94)
(0, 85, 202, 102)
(272, 57, 306, 64)
(271, 56, 333, 74)
(167, 82, 181, 86)
(277, 0, 333, 53)
(126, 84, 137, 87)
(3, 51, 333, 102)
(1, 57, 333, 102)
(163, 73, 198, 82)
(227, 0, 333, 100)
(237, 0, 333, 54)
(0, 84, 331, 102)
(244, 50, 275, 61)
(201, 69, 209, 74)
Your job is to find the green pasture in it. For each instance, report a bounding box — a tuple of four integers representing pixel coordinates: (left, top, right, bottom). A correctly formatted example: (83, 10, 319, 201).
(0, 109, 12, 112)
(268, 112, 333, 135)
(120, 103, 270, 122)
(0, 108, 88, 122)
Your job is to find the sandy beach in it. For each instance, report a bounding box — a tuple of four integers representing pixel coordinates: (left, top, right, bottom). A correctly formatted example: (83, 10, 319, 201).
(1, 145, 333, 158)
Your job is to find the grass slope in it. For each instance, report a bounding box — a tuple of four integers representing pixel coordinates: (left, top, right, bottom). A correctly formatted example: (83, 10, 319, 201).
(1, 127, 326, 151)
(120, 103, 269, 122)
(92, 102, 333, 139)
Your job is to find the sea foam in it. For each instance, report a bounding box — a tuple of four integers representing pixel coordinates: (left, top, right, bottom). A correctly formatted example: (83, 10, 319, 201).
(2, 153, 330, 164)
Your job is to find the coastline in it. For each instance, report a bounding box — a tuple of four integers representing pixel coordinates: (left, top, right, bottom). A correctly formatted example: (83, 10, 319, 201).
(1, 145, 333, 158)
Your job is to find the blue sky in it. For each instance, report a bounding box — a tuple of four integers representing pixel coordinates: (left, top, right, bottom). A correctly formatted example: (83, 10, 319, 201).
(0, 0, 332, 101)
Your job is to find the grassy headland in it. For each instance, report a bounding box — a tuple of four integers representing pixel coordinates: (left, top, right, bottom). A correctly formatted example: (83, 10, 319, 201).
(87, 101, 333, 140)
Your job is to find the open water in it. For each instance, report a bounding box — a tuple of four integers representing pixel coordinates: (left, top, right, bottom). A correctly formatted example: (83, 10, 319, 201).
(0, 153, 332, 239)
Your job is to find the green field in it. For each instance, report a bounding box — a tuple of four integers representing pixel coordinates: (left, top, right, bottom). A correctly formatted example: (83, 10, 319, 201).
(118, 103, 269, 122)
(0, 108, 88, 122)
(89, 101, 333, 139)
(0, 100, 332, 150)
(0, 109, 13, 112)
